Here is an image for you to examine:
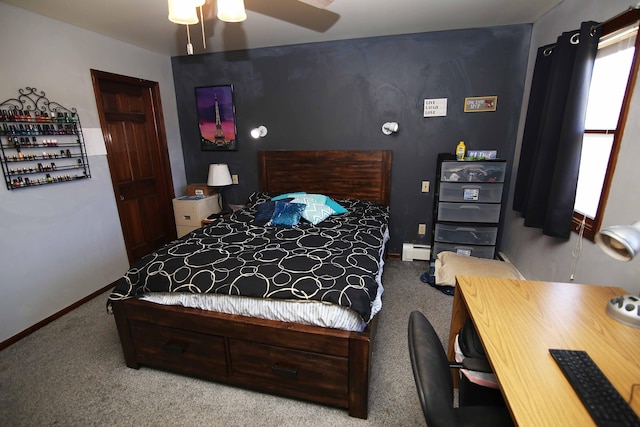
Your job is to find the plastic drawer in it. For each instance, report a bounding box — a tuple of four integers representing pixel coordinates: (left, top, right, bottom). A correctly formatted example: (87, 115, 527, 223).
(437, 202, 501, 223)
(434, 224, 498, 245)
(440, 161, 506, 183)
(438, 182, 503, 203)
(433, 242, 496, 259)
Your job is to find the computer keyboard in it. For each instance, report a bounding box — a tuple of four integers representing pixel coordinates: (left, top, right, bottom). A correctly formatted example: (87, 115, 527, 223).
(549, 349, 640, 427)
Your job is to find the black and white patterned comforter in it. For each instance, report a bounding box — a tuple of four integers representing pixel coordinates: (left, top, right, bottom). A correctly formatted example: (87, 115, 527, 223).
(108, 193, 389, 323)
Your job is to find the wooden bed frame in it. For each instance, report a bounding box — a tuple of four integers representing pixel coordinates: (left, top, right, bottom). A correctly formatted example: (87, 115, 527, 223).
(111, 150, 392, 419)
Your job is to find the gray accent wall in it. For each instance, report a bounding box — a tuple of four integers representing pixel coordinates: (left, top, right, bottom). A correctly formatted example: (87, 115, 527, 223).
(172, 25, 532, 254)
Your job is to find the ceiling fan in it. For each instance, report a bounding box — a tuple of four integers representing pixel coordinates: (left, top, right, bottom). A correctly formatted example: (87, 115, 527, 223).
(170, 0, 339, 54)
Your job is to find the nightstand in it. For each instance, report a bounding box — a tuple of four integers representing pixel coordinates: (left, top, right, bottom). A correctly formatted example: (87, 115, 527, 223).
(173, 194, 221, 237)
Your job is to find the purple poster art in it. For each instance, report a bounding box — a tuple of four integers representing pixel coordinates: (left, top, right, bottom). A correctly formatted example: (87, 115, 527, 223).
(195, 85, 237, 151)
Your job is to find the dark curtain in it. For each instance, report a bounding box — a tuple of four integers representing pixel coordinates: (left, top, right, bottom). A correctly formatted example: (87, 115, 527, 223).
(513, 21, 601, 238)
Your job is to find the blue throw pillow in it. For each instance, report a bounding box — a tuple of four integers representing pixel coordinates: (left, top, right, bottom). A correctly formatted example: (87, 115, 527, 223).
(268, 201, 306, 228)
(253, 198, 294, 225)
(272, 192, 306, 201)
(254, 201, 277, 225)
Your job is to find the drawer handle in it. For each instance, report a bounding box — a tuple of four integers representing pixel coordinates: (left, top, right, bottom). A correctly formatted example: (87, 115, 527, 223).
(163, 340, 188, 353)
(271, 363, 298, 378)
(459, 205, 480, 210)
(183, 215, 191, 220)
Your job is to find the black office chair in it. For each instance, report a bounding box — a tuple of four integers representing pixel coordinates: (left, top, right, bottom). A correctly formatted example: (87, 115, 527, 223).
(408, 311, 514, 427)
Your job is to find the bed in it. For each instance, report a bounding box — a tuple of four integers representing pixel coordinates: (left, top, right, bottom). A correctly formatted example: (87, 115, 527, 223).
(109, 150, 392, 419)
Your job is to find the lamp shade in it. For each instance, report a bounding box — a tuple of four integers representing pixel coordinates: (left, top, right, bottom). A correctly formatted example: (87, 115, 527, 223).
(168, 0, 199, 25)
(595, 220, 640, 261)
(207, 164, 233, 186)
(217, 0, 247, 22)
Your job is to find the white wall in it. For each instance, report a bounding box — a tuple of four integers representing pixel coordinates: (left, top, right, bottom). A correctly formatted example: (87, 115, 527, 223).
(0, 3, 187, 342)
(502, 0, 640, 295)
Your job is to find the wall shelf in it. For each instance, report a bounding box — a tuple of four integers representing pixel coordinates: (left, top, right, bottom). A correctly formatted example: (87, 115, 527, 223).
(0, 87, 91, 190)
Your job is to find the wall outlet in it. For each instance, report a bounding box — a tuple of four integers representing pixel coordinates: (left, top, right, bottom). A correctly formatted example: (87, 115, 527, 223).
(418, 223, 426, 235)
(232, 174, 239, 184)
(421, 181, 430, 193)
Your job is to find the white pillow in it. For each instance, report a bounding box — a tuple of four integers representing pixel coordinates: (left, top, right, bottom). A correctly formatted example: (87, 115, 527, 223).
(435, 251, 521, 287)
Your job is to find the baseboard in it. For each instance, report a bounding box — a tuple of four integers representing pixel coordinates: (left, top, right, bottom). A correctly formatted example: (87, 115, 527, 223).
(0, 281, 116, 351)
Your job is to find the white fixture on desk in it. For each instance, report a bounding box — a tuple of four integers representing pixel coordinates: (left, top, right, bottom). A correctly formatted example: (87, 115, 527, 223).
(595, 220, 640, 328)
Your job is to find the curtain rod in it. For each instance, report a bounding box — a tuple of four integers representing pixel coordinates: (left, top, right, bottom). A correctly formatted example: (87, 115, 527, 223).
(591, 4, 640, 35)
(541, 5, 640, 55)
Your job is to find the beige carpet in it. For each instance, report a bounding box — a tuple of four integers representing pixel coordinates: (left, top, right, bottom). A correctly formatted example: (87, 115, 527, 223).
(0, 258, 453, 426)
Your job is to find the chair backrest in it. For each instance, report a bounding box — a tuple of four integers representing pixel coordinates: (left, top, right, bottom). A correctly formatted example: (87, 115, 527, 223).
(408, 310, 457, 427)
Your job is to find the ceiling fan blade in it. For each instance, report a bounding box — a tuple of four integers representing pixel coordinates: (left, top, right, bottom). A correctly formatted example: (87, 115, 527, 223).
(245, 0, 340, 33)
(298, 0, 335, 8)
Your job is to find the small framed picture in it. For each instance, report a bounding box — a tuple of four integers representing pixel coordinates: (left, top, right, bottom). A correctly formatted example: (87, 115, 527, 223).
(464, 96, 498, 113)
(195, 85, 238, 151)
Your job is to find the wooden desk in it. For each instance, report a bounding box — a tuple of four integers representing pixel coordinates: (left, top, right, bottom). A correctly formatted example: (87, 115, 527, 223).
(448, 276, 640, 426)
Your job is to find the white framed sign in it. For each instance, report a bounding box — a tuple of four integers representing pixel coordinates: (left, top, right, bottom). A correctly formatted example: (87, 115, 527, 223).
(424, 98, 447, 117)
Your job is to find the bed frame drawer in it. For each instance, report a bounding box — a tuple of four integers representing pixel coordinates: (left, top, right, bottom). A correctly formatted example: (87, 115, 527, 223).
(130, 321, 227, 375)
(229, 339, 349, 398)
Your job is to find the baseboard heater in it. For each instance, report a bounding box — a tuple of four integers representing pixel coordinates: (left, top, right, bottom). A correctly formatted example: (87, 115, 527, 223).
(402, 243, 431, 262)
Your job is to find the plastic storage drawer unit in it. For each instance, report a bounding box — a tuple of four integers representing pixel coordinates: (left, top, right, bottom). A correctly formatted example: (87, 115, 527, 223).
(440, 162, 506, 183)
(432, 242, 496, 259)
(434, 224, 498, 245)
(438, 182, 504, 203)
(437, 202, 501, 223)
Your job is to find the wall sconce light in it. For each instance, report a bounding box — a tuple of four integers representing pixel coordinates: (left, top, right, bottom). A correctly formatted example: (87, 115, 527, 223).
(382, 122, 399, 135)
(250, 126, 268, 139)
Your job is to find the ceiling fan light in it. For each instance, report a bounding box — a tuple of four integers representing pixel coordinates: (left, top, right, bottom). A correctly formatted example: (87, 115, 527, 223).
(217, 0, 247, 23)
(168, 0, 199, 25)
(298, 0, 335, 8)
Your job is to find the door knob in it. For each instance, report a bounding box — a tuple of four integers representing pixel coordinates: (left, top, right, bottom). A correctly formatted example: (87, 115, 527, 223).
(120, 195, 125, 201)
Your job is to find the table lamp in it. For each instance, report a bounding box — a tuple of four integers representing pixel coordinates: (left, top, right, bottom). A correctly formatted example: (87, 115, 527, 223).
(595, 221, 640, 328)
(207, 163, 233, 214)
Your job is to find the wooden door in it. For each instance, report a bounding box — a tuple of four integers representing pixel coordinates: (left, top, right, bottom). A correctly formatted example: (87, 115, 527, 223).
(91, 70, 176, 264)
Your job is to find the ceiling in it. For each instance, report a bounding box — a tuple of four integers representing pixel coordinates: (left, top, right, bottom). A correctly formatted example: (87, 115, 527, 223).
(2, 0, 564, 57)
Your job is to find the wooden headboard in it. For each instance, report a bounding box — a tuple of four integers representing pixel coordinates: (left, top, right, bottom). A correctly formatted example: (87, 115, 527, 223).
(258, 150, 392, 206)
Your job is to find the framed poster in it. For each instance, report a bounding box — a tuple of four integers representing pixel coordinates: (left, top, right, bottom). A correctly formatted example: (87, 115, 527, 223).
(464, 96, 498, 113)
(195, 85, 237, 151)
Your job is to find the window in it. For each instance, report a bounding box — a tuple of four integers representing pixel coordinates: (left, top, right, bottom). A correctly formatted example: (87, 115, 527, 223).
(572, 12, 640, 241)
